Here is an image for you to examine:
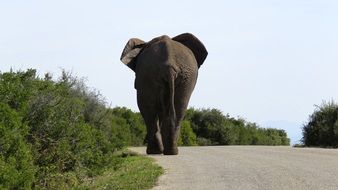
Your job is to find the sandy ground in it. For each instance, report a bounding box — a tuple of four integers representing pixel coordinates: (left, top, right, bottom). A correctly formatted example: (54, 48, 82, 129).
(129, 146, 338, 190)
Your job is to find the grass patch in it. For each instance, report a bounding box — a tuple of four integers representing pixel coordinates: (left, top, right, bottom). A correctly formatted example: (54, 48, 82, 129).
(78, 151, 163, 190)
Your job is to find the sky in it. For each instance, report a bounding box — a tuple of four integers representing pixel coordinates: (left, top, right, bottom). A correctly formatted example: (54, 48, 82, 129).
(1, 0, 338, 144)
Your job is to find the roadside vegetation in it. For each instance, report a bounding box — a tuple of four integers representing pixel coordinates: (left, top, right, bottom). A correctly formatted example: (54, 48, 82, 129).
(78, 151, 163, 190)
(302, 101, 338, 148)
(0, 69, 289, 189)
(0, 69, 157, 189)
(183, 108, 290, 146)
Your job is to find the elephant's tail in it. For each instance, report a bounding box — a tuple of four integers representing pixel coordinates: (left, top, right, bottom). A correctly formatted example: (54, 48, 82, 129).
(168, 70, 176, 129)
(160, 69, 177, 130)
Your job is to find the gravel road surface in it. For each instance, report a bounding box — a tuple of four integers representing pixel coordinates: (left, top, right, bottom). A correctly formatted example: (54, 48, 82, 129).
(130, 146, 338, 190)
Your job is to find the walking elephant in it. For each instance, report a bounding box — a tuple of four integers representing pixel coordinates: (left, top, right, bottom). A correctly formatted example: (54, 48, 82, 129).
(120, 33, 208, 155)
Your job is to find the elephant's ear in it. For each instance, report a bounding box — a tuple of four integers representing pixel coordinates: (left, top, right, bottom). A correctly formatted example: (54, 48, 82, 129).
(172, 33, 208, 68)
(120, 38, 145, 71)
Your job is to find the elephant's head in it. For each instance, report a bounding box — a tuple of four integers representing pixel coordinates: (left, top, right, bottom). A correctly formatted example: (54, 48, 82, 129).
(120, 33, 208, 71)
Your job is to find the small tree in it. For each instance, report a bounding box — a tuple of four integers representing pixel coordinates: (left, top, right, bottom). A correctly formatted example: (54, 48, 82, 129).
(302, 101, 338, 147)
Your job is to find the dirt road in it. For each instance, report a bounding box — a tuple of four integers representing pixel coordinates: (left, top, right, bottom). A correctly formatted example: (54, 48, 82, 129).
(130, 146, 338, 190)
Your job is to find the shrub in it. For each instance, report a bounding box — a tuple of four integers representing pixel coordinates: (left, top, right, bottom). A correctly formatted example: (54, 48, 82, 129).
(302, 101, 338, 147)
(0, 103, 35, 189)
(111, 107, 146, 146)
(185, 108, 290, 146)
(0, 69, 148, 189)
(178, 120, 197, 146)
(196, 137, 213, 146)
(0, 69, 38, 112)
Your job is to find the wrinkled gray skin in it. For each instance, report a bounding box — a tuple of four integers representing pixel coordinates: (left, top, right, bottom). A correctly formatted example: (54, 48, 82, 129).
(120, 33, 207, 155)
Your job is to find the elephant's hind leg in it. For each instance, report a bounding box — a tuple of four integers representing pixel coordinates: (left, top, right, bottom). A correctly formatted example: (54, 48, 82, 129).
(159, 73, 179, 155)
(137, 91, 164, 154)
(145, 118, 163, 154)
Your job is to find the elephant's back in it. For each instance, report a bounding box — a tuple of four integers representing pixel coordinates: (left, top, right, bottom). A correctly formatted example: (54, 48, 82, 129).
(134, 36, 198, 89)
(169, 40, 198, 75)
(134, 36, 171, 89)
(167, 40, 198, 87)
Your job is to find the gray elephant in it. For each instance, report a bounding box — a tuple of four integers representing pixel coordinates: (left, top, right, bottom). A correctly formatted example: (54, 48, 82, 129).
(120, 33, 207, 155)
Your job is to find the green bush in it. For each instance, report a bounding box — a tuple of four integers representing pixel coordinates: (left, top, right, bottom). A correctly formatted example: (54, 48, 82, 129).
(196, 137, 213, 146)
(185, 108, 290, 146)
(0, 103, 35, 189)
(178, 120, 197, 146)
(302, 101, 338, 147)
(0, 69, 38, 113)
(111, 107, 146, 146)
(0, 69, 148, 189)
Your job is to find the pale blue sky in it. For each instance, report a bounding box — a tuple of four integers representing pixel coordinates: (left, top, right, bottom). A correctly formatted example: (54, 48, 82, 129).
(1, 0, 338, 144)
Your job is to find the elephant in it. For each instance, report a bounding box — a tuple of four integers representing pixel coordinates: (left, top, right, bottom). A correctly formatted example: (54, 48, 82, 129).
(120, 33, 207, 155)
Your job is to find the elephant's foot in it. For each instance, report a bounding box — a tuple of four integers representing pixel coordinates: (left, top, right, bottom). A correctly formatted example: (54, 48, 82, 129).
(146, 149, 163, 154)
(163, 147, 178, 155)
(146, 146, 163, 154)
